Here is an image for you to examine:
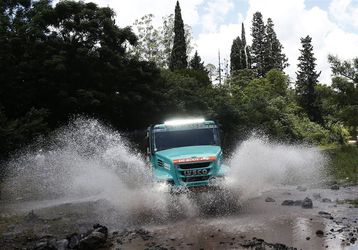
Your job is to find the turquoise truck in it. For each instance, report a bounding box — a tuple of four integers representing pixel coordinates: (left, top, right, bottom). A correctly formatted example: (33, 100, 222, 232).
(146, 118, 229, 191)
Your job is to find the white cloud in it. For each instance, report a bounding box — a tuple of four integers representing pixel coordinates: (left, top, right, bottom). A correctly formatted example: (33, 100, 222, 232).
(194, 0, 358, 84)
(200, 0, 234, 32)
(83, 0, 203, 27)
(329, 0, 358, 29)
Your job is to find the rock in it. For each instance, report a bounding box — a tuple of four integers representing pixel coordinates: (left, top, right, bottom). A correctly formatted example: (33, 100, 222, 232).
(331, 184, 340, 190)
(302, 197, 313, 209)
(294, 200, 303, 206)
(313, 193, 321, 199)
(316, 230, 324, 237)
(321, 198, 332, 203)
(318, 211, 332, 218)
(67, 233, 81, 249)
(350, 237, 357, 244)
(265, 197, 275, 202)
(93, 224, 108, 237)
(79, 231, 107, 250)
(33, 241, 57, 250)
(297, 186, 307, 191)
(282, 192, 292, 195)
(306, 237, 310, 240)
(55, 239, 69, 250)
(281, 200, 295, 206)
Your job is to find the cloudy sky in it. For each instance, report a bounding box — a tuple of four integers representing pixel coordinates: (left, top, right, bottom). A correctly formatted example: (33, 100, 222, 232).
(79, 0, 358, 84)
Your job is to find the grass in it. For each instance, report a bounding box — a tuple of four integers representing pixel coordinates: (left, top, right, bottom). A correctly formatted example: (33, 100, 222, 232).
(323, 145, 358, 184)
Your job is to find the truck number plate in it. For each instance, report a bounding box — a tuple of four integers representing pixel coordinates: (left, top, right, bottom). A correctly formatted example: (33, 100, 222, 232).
(183, 169, 208, 176)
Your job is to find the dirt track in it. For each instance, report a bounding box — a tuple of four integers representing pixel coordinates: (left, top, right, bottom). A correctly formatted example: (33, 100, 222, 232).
(1, 184, 357, 250)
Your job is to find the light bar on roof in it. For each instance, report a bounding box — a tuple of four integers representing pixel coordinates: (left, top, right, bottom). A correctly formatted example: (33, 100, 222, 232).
(164, 118, 205, 126)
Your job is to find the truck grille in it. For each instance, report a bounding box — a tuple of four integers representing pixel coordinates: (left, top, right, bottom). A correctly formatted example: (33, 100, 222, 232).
(176, 161, 213, 183)
(177, 162, 211, 169)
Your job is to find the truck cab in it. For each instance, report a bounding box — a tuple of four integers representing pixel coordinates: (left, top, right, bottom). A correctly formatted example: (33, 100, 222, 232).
(146, 118, 229, 189)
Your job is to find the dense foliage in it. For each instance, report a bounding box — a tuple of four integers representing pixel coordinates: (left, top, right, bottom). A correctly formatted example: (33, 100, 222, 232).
(0, 1, 356, 159)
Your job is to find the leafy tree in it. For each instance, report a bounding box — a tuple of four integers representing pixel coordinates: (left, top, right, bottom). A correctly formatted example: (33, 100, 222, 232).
(131, 13, 194, 68)
(250, 12, 266, 77)
(169, 1, 187, 71)
(328, 55, 358, 138)
(295, 35, 323, 124)
(263, 18, 288, 72)
(130, 14, 164, 65)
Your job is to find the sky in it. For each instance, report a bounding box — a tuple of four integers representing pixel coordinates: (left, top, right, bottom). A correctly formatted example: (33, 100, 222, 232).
(76, 0, 358, 84)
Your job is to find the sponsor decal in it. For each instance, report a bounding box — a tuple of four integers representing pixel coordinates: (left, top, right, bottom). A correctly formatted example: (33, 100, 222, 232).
(183, 169, 208, 176)
(173, 156, 216, 164)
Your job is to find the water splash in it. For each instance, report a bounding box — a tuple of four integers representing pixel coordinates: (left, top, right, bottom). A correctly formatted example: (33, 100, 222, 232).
(1, 121, 328, 227)
(224, 136, 328, 199)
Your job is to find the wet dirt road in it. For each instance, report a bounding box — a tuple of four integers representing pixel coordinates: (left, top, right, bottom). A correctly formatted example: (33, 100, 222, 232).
(109, 185, 358, 250)
(1, 185, 357, 250)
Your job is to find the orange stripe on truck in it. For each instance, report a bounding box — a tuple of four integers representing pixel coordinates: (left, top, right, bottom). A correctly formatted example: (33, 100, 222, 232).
(173, 156, 216, 164)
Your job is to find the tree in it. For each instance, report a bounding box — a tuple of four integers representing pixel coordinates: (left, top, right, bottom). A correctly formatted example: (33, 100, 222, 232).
(295, 36, 322, 124)
(240, 23, 249, 69)
(230, 23, 250, 73)
(130, 14, 164, 66)
(250, 12, 266, 77)
(328, 55, 358, 138)
(189, 50, 206, 71)
(230, 36, 243, 73)
(169, 1, 187, 71)
(263, 18, 288, 72)
(131, 13, 194, 68)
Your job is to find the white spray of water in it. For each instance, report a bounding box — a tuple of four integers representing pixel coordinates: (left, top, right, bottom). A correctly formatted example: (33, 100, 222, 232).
(224, 136, 328, 199)
(2, 120, 328, 226)
(2, 118, 192, 227)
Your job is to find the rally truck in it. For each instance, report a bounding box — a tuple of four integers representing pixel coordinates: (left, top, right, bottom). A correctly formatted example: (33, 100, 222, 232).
(146, 118, 229, 191)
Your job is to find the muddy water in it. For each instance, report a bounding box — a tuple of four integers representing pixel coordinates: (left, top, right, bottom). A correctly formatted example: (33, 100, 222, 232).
(112, 186, 358, 250)
(0, 118, 357, 249)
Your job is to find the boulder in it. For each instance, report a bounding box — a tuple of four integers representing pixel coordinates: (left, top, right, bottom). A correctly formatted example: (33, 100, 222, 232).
(281, 200, 294, 206)
(265, 197, 275, 202)
(316, 230, 324, 237)
(79, 231, 107, 250)
(302, 197, 313, 209)
(331, 184, 340, 190)
(67, 233, 81, 249)
(55, 239, 69, 250)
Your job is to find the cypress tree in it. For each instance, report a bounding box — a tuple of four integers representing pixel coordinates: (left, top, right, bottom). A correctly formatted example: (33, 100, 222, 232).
(240, 22, 248, 69)
(263, 18, 288, 73)
(230, 23, 248, 73)
(189, 50, 206, 71)
(230, 36, 243, 73)
(169, 1, 187, 71)
(296, 35, 323, 124)
(251, 12, 266, 77)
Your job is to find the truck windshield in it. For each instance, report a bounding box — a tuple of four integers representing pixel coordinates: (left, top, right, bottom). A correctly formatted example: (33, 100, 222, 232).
(154, 128, 219, 151)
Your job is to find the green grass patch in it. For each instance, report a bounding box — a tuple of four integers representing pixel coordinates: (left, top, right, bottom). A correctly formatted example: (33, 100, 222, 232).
(324, 145, 358, 184)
